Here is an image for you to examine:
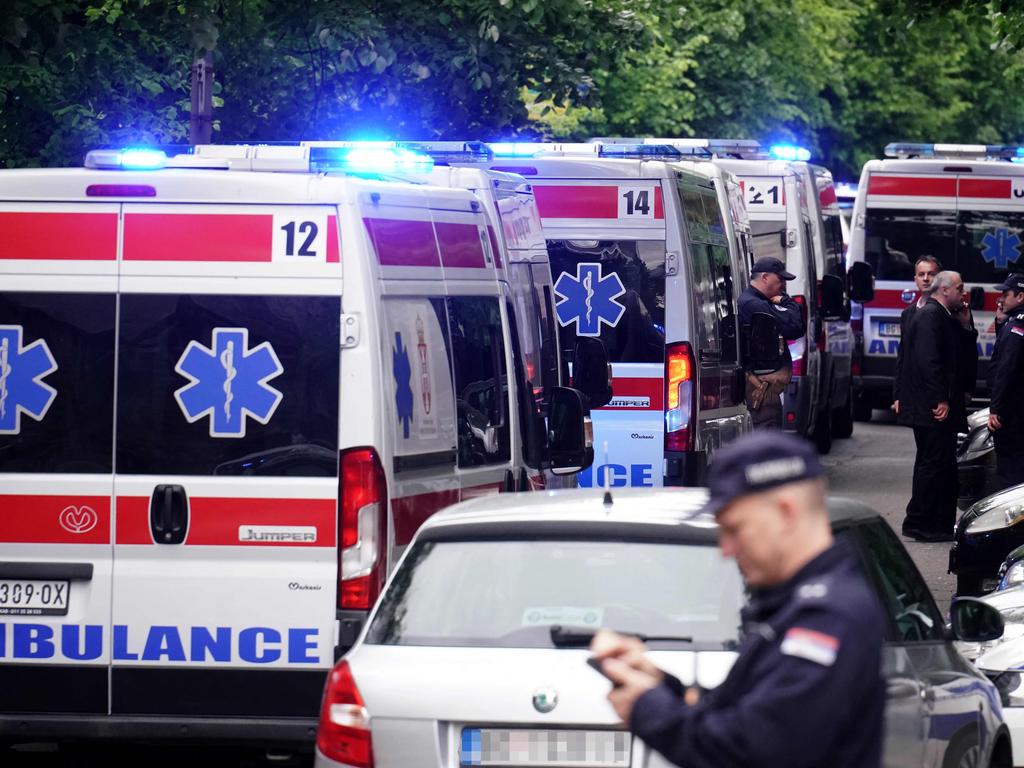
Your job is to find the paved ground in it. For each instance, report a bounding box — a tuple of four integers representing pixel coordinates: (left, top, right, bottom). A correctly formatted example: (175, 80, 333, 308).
(823, 408, 957, 613)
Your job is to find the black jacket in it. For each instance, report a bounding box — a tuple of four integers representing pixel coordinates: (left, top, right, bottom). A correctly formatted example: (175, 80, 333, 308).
(989, 306, 1024, 427)
(892, 302, 920, 403)
(738, 286, 806, 371)
(895, 299, 977, 432)
(630, 542, 886, 768)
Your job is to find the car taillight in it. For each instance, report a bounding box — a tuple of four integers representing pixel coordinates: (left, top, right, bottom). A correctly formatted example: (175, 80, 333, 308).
(790, 295, 808, 376)
(317, 661, 374, 768)
(339, 448, 387, 611)
(665, 342, 695, 452)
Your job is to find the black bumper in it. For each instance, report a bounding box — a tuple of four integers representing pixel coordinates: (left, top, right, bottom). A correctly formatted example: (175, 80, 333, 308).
(663, 449, 708, 487)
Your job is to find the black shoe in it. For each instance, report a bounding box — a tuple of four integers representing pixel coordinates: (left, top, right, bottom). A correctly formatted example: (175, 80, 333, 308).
(913, 529, 955, 543)
(901, 524, 927, 539)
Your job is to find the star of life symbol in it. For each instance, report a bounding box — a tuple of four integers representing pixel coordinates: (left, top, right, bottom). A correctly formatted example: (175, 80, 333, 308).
(981, 227, 1022, 269)
(553, 263, 626, 336)
(174, 327, 284, 438)
(0, 325, 58, 435)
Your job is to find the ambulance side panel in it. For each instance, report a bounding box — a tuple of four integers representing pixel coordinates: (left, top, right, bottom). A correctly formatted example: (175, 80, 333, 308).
(0, 202, 118, 713)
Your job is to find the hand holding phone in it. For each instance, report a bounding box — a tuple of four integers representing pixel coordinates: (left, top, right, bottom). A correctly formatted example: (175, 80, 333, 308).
(587, 656, 622, 687)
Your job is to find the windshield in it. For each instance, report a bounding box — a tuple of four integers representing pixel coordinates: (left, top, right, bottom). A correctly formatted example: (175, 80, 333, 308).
(365, 539, 745, 649)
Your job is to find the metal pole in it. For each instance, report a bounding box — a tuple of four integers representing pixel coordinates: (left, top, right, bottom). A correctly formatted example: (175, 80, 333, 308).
(190, 52, 214, 145)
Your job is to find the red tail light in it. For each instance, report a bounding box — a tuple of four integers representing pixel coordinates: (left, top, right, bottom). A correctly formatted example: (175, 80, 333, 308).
(339, 448, 387, 611)
(317, 661, 374, 767)
(665, 342, 695, 452)
(790, 295, 808, 376)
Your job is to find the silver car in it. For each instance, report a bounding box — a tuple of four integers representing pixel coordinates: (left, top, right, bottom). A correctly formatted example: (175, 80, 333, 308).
(315, 489, 1011, 768)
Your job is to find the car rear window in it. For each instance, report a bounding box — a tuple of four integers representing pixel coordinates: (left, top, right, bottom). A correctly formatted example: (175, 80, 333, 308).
(365, 538, 744, 648)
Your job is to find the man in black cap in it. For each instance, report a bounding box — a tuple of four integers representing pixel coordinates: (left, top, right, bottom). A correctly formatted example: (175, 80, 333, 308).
(590, 431, 886, 768)
(988, 273, 1024, 491)
(738, 257, 806, 429)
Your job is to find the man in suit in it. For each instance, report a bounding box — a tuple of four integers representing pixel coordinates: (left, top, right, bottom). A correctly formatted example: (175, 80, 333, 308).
(896, 271, 977, 541)
(892, 255, 940, 414)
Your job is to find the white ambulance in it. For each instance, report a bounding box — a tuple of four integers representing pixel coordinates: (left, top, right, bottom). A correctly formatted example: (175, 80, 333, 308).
(0, 144, 601, 747)
(451, 141, 754, 487)
(848, 142, 1023, 412)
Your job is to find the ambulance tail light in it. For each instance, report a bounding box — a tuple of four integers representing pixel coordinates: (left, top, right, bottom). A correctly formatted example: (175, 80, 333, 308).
(791, 295, 809, 376)
(339, 447, 387, 611)
(318, 660, 374, 768)
(665, 342, 695, 452)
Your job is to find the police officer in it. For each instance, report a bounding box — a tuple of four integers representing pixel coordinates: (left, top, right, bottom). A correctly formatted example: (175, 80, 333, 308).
(739, 257, 806, 429)
(590, 432, 886, 768)
(988, 273, 1024, 490)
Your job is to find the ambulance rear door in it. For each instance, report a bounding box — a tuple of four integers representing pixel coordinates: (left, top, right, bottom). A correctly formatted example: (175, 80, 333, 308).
(0, 197, 118, 717)
(111, 197, 342, 724)
(534, 175, 668, 488)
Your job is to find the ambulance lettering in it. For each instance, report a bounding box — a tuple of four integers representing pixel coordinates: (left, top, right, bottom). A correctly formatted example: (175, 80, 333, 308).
(868, 339, 901, 356)
(0, 623, 320, 664)
(174, 327, 284, 438)
(553, 263, 626, 337)
(0, 325, 58, 435)
(577, 463, 655, 488)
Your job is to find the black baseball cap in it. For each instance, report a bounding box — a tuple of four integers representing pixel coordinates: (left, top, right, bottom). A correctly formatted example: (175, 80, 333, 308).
(702, 431, 823, 516)
(994, 273, 1024, 293)
(751, 257, 796, 281)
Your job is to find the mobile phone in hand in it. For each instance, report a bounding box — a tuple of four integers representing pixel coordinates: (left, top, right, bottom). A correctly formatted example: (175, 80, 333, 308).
(587, 656, 622, 687)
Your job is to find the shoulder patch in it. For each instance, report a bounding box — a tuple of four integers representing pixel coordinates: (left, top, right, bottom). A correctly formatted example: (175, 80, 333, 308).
(773, 305, 789, 312)
(797, 582, 829, 600)
(1011, 325, 1024, 337)
(780, 627, 839, 667)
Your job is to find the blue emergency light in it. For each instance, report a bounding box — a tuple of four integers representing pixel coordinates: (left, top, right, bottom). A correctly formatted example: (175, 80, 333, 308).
(486, 142, 542, 157)
(768, 144, 812, 162)
(884, 143, 1024, 160)
(307, 145, 434, 173)
(85, 147, 168, 170)
(596, 143, 690, 159)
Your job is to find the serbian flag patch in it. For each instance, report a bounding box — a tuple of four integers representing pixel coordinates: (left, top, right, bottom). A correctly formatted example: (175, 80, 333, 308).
(1011, 325, 1024, 336)
(780, 627, 839, 667)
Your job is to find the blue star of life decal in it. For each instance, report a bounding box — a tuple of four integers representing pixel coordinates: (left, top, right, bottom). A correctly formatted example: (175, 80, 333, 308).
(553, 262, 626, 336)
(174, 327, 284, 438)
(392, 332, 414, 439)
(0, 325, 58, 435)
(981, 227, 1022, 270)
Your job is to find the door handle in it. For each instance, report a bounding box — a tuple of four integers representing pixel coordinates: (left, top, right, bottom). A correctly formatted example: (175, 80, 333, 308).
(149, 484, 188, 545)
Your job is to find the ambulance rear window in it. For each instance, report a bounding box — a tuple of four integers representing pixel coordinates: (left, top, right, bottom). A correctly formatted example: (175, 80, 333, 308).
(116, 294, 340, 476)
(0, 293, 115, 473)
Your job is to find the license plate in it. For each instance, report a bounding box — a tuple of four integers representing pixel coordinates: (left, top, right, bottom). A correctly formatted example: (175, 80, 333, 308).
(878, 321, 901, 337)
(0, 580, 70, 616)
(461, 728, 630, 767)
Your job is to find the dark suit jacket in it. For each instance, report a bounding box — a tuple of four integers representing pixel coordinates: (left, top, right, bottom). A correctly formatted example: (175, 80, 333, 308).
(892, 303, 919, 403)
(895, 299, 977, 431)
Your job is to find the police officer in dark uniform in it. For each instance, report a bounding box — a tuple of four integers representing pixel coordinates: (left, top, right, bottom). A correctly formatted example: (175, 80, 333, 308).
(738, 257, 806, 429)
(988, 273, 1024, 491)
(590, 432, 886, 768)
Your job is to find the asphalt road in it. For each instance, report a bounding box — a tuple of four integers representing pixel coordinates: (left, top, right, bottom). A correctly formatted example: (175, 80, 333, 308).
(823, 408, 957, 613)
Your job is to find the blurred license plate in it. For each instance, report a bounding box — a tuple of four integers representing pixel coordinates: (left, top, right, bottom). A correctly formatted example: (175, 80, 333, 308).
(878, 321, 901, 337)
(0, 580, 69, 616)
(460, 728, 630, 766)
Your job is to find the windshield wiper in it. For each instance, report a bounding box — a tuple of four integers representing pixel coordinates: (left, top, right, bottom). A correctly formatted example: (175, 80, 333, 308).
(549, 625, 694, 648)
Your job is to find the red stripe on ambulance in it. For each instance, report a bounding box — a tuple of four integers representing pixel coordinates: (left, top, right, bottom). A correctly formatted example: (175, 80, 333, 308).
(0, 496, 111, 544)
(115, 496, 335, 546)
(364, 218, 440, 267)
(534, 186, 618, 219)
(866, 288, 1000, 312)
(867, 176, 956, 197)
(487, 226, 503, 269)
(602, 376, 665, 411)
(0, 212, 117, 260)
(436, 222, 486, 268)
(326, 215, 340, 263)
(958, 178, 1012, 199)
(124, 214, 273, 262)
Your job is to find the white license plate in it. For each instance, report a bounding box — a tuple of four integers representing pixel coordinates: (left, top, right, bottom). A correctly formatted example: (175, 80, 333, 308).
(0, 580, 70, 616)
(461, 728, 631, 767)
(878, 321, 901, 337)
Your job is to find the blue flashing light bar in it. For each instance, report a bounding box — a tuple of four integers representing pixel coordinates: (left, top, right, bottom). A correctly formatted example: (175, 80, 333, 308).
(768, 144, 812, 162)
(486, 142, 542, 157)
(597, 143, 690, 159)
(85, 147, 168, 170)
(884, 142, 1024, 160)
(308, 145, 434, 174)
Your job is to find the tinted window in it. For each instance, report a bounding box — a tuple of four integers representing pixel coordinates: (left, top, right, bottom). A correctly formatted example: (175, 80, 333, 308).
(508, 263, 552, 408)
(822, 214, 846, 279)
(117, 294, 340, 476)
(864, 209, 957, 281)
(957, 210, 1024, 283)
(547, 239, 666, 365)
(0, 293, 115, 473)
(366, 539, 744, 648)
(678, 178, 728, 247)
(749, 220, 788, 264)
(447, 296, 511, 467)
(854, 522, 944, 642)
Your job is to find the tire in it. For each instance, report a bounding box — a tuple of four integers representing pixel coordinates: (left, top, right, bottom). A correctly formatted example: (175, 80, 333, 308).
(853, 392, 873, 422)
(956, 572, 984, 597)
(832, 383, 855, 439)
(942, 727, 981, 768)
(814, 397, 833, 454)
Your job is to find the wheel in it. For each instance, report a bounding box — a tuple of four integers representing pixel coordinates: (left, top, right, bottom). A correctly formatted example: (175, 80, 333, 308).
(853, 392, 873, 422)
(832, 383, 855, 439)
(814, 397, 833, 454)
(956, 572, 984, 597)
(942, 727, 981, 768)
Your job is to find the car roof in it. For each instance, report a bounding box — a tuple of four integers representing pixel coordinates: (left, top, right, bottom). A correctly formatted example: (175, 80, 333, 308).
(414, 488, 878, 544)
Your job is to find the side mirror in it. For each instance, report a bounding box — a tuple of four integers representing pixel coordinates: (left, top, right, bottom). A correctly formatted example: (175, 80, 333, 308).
(821, 274, 846, 320)
(571, 338, 613, 409)
(747, 312, 785, 374)
(950, 597, 1004, 643)
(849, 261, 875, 303)
(970, 286, 985, 311)
(547, 386, 594, 475)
